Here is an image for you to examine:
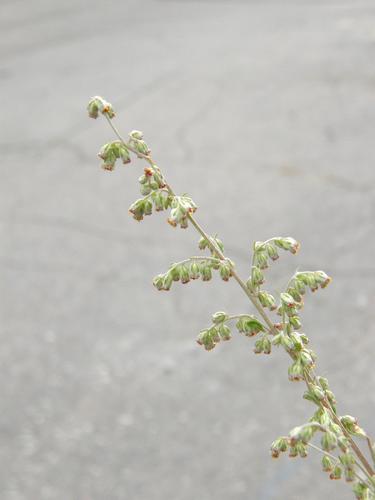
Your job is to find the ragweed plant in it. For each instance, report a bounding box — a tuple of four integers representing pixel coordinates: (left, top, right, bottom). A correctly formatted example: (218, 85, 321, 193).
(87, 96, 375, 498)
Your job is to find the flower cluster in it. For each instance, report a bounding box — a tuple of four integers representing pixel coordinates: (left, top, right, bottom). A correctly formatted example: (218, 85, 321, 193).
(87, 96, 115, 119)
(98, 141, 131, 171)
(153, 256, 234, 291)
(196, 313, 267, 351)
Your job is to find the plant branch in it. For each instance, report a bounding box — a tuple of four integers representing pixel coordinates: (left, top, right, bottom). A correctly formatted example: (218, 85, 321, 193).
(103, 111, 375, 483)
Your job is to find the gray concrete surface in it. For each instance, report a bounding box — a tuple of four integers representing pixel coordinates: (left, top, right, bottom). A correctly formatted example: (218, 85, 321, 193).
(1, 1, 374, 499)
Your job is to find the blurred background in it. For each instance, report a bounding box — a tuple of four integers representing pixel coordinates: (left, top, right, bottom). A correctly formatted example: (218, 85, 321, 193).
(1, 0, 374, 499)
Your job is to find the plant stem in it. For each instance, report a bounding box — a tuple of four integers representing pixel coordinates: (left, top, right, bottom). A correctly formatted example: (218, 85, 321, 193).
(104, 113, 375, 482)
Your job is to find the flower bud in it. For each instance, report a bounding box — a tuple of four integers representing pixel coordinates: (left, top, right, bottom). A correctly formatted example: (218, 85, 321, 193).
(270, 437, 288, 458)
(129, 199, 145, 221)
(218, 324, 231, 341)
(265, 243, 279, 261)
(170, 266, 180, 282)
(236, 316, 265, 336)
(162, 273, 173, 291)
(322, 455, 334, 472)
(87, 96, 115, 119)
(289, 445, 298, 458)
(189, 262, 200, 280)
(353, 482, 370, 499)
(196, 329, 216, 351)
(144, 200, 153, 216)
(153, 192, 164, 212)
(258, 291, 276, 310)
(250, 266, 264, 287)
(296, 442, 308, 458)
(180, 265, 190, 284)
(288, 361, 304, 382)
(280, 292, 296, 309)
(254, 251, 268, 270)
(299, 349, 314, 367)
(140, 184, 152, 196)
(254, 335, 271, 354)
(274, 237, 300, 254)
(329, 464, 342, 480)
(208, 326, 220, 344)
(317, 376, 329, 391)
(198, 236, 209, 250)
(179, 217, 189, 229)
(321, 431, 338, 452)
(219, 261, 232, 281)
(314, 270, 332, 288)
(337, 436, 350, 453)
(289, 316, 302, 329)
(212, 311, 228, 324)
(201, 265, 212, 282)
(129, 130, 144, 140)
(344, 467, 355, 482)
(153, 274, 164, 291)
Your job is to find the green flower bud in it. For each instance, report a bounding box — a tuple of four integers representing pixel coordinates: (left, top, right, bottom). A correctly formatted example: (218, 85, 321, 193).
(152, 192, 164, 212)
(309, 385, 325, 401)
(162, 273, 173, 291)
(317, 376, 330, 390)
(218, 324, 231, 341)
(87, 96, 115, 119)
(322, 455, 334, 472)
(299, 349, 314, 367)
(189, 262, 200, 280)
(201, 265, 212, 282)
(198, 236, 209, 250)
(295, 279, 306, 295)
(180, 265, 190, 284)
(329, 464, 342, 480)
(219, 261, 232, 281)
(339, 452, 356, 468)
(325, 390, 336, 405)
(212, 311, 228, 324)
(287, 287, 303, 303)
(236, 316, 265, 337)
(288, 361, 304, 382)
(340, 415, 359, 434)
(289, 445, 298, 458)
(254, 335, 271, 354)
(140, 184, 152, 196)
(144, 200, 153, 216)
(196, 329, 216, 351)
(258, 291, 276, 310)
(208, 326, 220, 344)
(321, 431, 338, 452)
(179, 217, 189, 229)
(153, 274, 164, 291)
(163, 195, 173, 210)
(129, 199, 145, 221)
(344, 467, 355, 483)
(270, 437, 288, 458)
(296, 442, 308, 458)
(353, 482, 370, 499)
(265, 243, 279, 261)
(169, 265, 180, 282)
(250, 266, 264, 287)
(314, 270, 332, 288)
(274, 237, 300, 254)
(129, 130, 144, 140)
(280, 292, 296, 309)
(211, 258, 220, 270)
(254, 251, 268, 270)
(290, 425, 315, 445)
